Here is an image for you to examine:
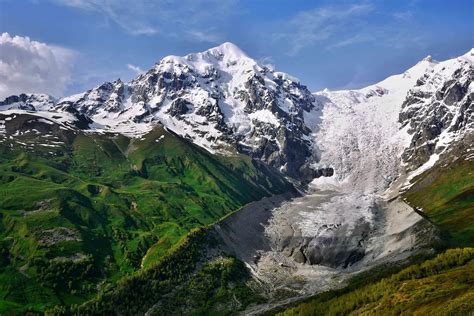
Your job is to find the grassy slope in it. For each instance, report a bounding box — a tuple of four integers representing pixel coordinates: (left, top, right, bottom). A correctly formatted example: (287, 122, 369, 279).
(403, 158, 474, 247)
(0, 116, 292, 314)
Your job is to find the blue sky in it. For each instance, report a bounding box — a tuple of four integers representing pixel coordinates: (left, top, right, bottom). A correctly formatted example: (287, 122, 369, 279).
(0, 0, 473, 98)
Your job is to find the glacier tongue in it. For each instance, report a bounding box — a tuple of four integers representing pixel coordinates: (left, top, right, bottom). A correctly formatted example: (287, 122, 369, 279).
(243, 51, 474, 308)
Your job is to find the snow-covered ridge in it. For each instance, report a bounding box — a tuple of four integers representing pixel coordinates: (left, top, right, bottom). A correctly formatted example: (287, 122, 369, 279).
(157, 42, 253, 74)
(399, 48, 473, 173)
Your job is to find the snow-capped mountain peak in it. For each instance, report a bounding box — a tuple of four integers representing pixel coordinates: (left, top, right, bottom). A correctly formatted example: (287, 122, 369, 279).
(188, 41, 250, 62)
(0, 42, 317, 178)
(422, 55, 433, 62)
(154, 42, 255, 76)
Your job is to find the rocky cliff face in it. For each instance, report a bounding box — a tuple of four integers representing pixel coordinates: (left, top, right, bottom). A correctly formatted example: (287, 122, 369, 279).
(399, 51, 474, 171)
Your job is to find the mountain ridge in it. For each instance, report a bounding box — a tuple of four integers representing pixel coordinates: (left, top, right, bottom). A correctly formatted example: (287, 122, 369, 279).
(1, 44, 472, 185)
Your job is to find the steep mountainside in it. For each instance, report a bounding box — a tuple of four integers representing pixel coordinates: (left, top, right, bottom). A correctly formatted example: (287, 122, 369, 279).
(312, 49, 473, 194)
(402, 133, 474, 247)
(0, 109, 293, 314)
(400, 52, 473, 171)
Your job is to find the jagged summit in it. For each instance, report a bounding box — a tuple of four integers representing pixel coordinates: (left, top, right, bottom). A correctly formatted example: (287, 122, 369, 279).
(162, 42, 248, 61)
(155, 42, 254, 76)
(198, 41, 249, 60)
(422, 55, 433, 62)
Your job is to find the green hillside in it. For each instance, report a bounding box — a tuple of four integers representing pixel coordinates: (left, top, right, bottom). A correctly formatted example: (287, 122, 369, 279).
(403, 158, 474, 247)
(47, 227, 265, 315)
(0, 115, 293, 314)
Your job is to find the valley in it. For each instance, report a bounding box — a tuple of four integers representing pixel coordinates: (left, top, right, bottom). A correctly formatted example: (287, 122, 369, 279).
(0, 43, 472, 315)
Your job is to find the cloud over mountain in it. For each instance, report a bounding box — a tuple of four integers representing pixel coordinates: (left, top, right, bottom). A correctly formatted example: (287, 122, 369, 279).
(0, 33, 75, 99)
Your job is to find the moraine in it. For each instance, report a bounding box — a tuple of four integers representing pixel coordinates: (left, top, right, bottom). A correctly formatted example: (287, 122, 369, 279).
(216, 186, 437, 314)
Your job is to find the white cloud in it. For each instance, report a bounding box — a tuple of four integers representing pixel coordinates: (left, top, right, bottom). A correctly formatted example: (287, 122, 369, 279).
(127, 63, 144, 74)
(130, 27, 159, 36)
(258, 56, 275, 70)
(53, 0, 161, 35)
(327, 34, 374, 49)
(52, 0, 237, 41)
(186, 30, 221, 43)
(274, 4, 373, 56)
(0, 33, 76, 99)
